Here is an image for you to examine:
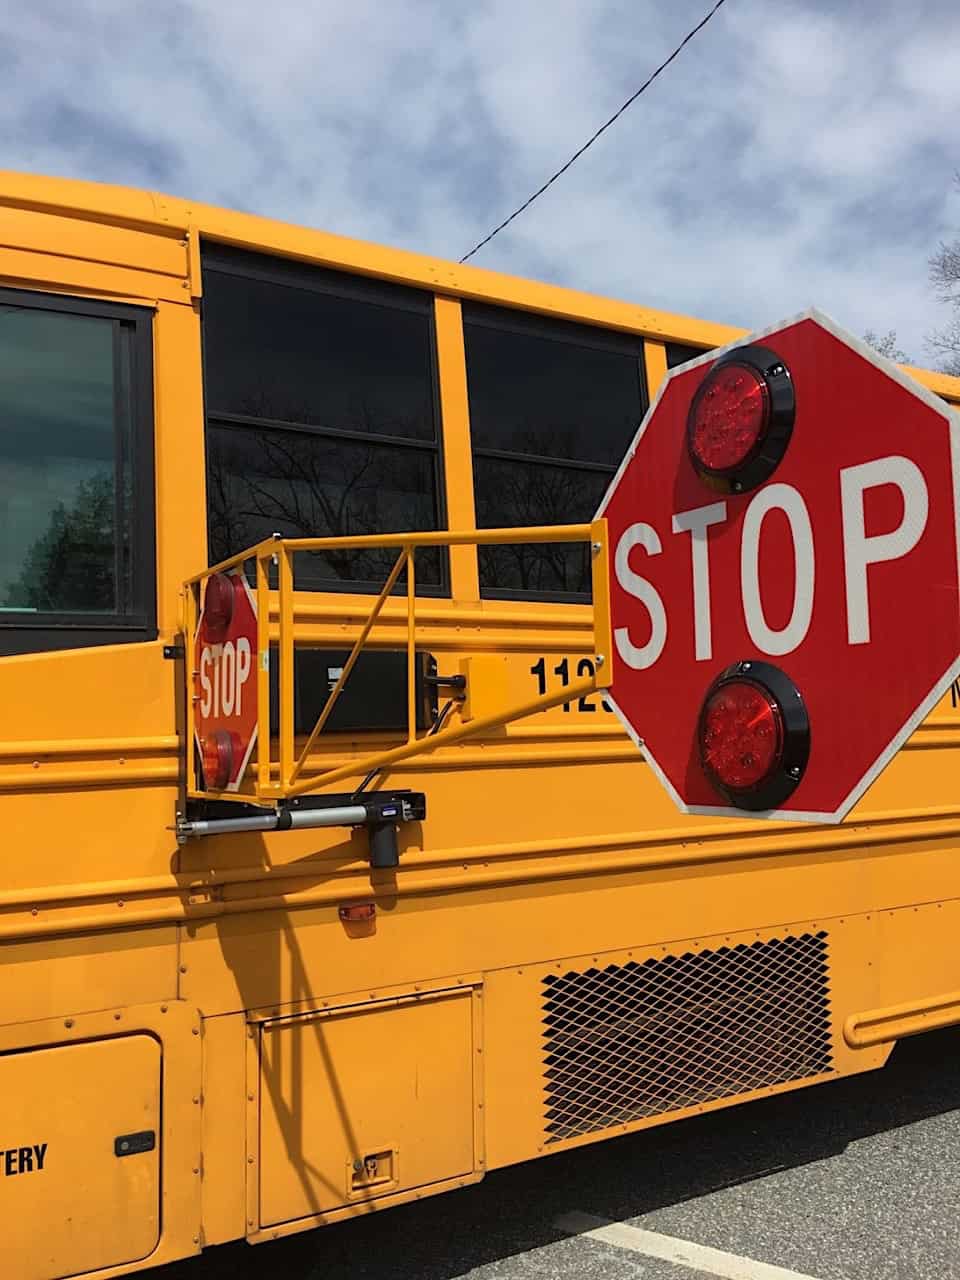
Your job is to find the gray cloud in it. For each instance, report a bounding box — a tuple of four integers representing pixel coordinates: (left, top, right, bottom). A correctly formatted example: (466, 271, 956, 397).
(1, 0, 957, 360)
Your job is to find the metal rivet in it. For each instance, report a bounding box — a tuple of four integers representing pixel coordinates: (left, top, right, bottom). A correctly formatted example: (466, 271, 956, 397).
(180, 964, 188, 974)
(595, 654, 605, 667)
(248, 1093, 255, 1102)
(114, 1012, 122, 1020)
(192, 1027, 200, 1036)
(160, 1005, 168, 1013)
(248, 1156, 255, 1164)
(64, 1019, 74, 1029)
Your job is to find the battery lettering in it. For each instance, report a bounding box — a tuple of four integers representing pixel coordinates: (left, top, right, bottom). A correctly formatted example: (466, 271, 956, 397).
(1, 1143, 46, 1176)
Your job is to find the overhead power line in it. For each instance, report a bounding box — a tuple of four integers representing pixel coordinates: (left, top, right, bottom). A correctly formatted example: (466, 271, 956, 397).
(459, 0, 729, 264)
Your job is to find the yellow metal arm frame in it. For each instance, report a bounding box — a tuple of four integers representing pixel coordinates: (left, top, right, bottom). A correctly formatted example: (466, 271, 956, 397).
(183, 522, 612, 805)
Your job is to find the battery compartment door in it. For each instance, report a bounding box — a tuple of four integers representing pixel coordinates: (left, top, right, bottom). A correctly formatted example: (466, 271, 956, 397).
(1, 1034, 161, 1279)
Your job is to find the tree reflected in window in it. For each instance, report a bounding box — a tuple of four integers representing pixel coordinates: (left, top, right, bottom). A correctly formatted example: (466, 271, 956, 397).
(203, 251, 444, 594)
(464, 306, 646, 600)
(0, 297, 151, 653)
(5, 473, 118, 612)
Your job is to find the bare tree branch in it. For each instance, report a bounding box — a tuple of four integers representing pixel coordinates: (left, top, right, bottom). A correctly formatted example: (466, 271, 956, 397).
(925, 173, 960, 374)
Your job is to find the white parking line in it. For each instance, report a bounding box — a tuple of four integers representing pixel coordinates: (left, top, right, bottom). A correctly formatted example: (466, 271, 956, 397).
(556, 1212, 829, 1280)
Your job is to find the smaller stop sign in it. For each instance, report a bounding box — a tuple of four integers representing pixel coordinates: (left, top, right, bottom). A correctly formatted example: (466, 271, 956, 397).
(598, 309, 960, 822)
(194, 569, 258, 792)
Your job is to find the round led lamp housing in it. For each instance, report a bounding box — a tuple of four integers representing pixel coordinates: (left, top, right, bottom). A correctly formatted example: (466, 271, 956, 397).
(687, 344, 795, 494)
(200, 728, 236, 791)
(202, 572, 236, 642)
(697, 660, 809, 811)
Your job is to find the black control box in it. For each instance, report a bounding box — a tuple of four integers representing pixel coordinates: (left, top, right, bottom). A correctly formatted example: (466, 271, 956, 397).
(269, 649, 439, 735)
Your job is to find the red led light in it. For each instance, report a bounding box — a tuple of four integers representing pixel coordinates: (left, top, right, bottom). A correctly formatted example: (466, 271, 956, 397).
(202, 572, 235, 641)
(699, 678, 783, 792)
(201, 729, 234, 790)
(688, 362, 770, 474)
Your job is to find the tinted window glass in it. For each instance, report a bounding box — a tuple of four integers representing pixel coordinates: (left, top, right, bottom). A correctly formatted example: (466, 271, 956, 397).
(665, 341, 709, 369)
(0, 295, 154, 651)
(465, 311, 643, 464)
(203, 250, 445, 593)
(208, 424, 442, 587)
(204, 268, 436, 441)
(473, 458, 608, 594)
(463, 306, 646, 599)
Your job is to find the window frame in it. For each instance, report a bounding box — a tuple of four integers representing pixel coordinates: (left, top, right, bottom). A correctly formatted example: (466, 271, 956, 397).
(462, 302, 648, 604)
(0, 287, 156, 656)
(201, 246, 449, 597)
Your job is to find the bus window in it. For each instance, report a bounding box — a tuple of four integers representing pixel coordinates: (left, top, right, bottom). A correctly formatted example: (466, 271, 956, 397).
(462, 304, 646, 600)
(0, 289, 155, 655)
(202, 249, 446, 594)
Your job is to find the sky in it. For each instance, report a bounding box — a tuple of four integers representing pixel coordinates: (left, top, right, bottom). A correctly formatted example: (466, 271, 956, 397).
(2, 0, 959, 364)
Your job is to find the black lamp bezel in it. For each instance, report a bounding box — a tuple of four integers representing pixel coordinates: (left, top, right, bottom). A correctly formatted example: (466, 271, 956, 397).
(697, 659, 810, 811)
(686, 344, 796, 495)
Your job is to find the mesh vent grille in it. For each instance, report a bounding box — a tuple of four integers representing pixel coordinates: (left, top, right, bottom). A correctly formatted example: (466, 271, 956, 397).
(542, 932, 832, 1142)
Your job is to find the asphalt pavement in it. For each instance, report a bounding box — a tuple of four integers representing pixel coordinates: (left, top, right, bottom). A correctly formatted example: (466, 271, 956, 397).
(158, 1025, 960, 1280)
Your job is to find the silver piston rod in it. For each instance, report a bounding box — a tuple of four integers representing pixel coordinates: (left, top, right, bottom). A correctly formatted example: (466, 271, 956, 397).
(175, 793, 425, 869)
(177, 804, 369, 839)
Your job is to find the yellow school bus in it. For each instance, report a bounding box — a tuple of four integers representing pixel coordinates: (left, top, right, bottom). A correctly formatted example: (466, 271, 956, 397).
(2, 170, 959, 1278)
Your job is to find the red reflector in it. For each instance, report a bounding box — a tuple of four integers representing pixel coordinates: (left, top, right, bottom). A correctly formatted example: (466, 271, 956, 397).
(203, 572, 235, 641)
(699, 678, 783, 792)
(688, 362, 770, 474)
(201, 729, 234, 790)
(338, 903, 376, 923)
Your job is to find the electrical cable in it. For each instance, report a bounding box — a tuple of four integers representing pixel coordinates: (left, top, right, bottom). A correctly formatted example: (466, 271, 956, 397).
(349, 699, 457, 799)
(459, 0, 728, 263)
(428, 698, 457, 736)
(351, 767, 382, 800)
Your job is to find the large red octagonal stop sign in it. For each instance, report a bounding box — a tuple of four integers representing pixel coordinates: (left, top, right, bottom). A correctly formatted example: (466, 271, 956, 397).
(598, 309, 960, 822)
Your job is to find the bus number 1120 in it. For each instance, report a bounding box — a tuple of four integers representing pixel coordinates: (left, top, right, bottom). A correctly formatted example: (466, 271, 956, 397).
(529, 656, 612, 714)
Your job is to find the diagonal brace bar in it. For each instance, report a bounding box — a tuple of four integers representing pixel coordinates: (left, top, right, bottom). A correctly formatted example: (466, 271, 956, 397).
(290, 547, 410, 783)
